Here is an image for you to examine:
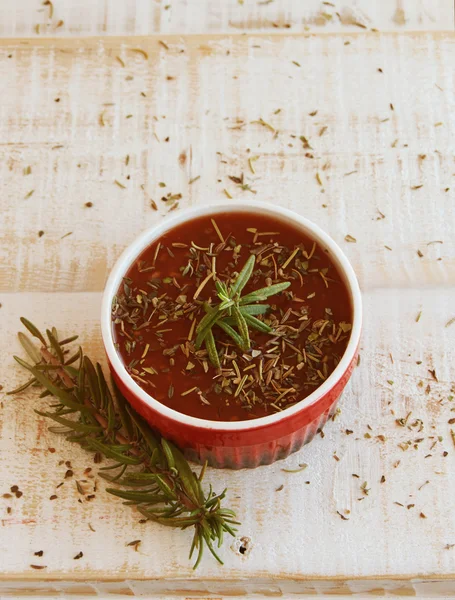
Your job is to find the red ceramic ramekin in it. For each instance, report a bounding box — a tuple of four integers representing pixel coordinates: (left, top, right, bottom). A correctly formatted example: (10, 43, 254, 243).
(101, 202, 362, 469)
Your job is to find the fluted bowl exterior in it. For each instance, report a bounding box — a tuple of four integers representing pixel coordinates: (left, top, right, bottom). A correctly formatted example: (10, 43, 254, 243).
(101, 202, 362, 469)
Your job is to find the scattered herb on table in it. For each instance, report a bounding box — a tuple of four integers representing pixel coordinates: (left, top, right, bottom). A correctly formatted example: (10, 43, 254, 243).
(194, 254, 290, 367)
(131, 49, 148, 60)
(251, 118, 275, 133)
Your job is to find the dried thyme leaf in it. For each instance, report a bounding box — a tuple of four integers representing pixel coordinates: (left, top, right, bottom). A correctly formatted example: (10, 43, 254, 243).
(282, 464, 307, 473)
(345, 234, 357, 243)
(131, 48, 148, 60)
(43, 0, 53, 18)
(248, 156, 259, 174)
(126, 540, 141, 551)
(337, 511, 349, 521)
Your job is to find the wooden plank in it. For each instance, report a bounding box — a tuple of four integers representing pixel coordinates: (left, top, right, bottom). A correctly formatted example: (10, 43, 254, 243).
(0, 33, 454, 294)
(0, 0, 453, 37)
(0, 286, 454, 589)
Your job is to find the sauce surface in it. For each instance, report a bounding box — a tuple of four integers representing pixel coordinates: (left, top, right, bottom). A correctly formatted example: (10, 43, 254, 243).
(112, 212, 352, 421)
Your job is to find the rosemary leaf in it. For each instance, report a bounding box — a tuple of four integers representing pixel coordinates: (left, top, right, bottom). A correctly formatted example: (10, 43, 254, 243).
(161, 438, 176, 471)
(85, 438, 142, 465)
(195, 307, 222, 349)
(35, 410, 102, 434)
(240, 281, 290, 304)
(165, 440, 202, 504)
(18, 332, 42, 364)
(230, 254, 255, 298)
(84, 357, 102, 408)
(216, 319, 245, 348)
(205, 330, 221, 369)
(46, 329, 64, 363)
(232, 306, 250, 351)
(15, 359, 93, 414)
(114, 383, 135, 440)
(126, 406, 161, 455)
(106, 488, 166, 504)
(20, 317, 47, 346)
(242, 312, 273, 333)
(239, 304, 269, 316)
(6, 377, 37, 395)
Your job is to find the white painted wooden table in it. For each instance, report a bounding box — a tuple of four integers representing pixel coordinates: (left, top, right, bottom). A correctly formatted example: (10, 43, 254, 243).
(0, 15, 455, 600)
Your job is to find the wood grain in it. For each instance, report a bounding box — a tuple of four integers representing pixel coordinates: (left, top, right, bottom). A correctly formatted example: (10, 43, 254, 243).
(0, 34, 454, 294)
(1, 0, 453, 37)
(0, 33, 455, 593)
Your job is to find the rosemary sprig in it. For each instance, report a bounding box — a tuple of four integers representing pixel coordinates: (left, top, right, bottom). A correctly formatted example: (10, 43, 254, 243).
(9, 318, 239, 569)
(195, 255, 290, 366)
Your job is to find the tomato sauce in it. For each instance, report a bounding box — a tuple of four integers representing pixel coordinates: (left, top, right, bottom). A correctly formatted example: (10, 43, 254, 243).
(112, 212, 352, 421)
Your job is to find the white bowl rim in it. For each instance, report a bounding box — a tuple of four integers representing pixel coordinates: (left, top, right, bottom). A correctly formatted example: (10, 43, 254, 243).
(101, 201, 362, 432)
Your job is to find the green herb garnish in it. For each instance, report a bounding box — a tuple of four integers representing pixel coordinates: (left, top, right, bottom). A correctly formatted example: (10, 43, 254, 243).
(9, 318, 239, 569)
(195, 255, 291, 366)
